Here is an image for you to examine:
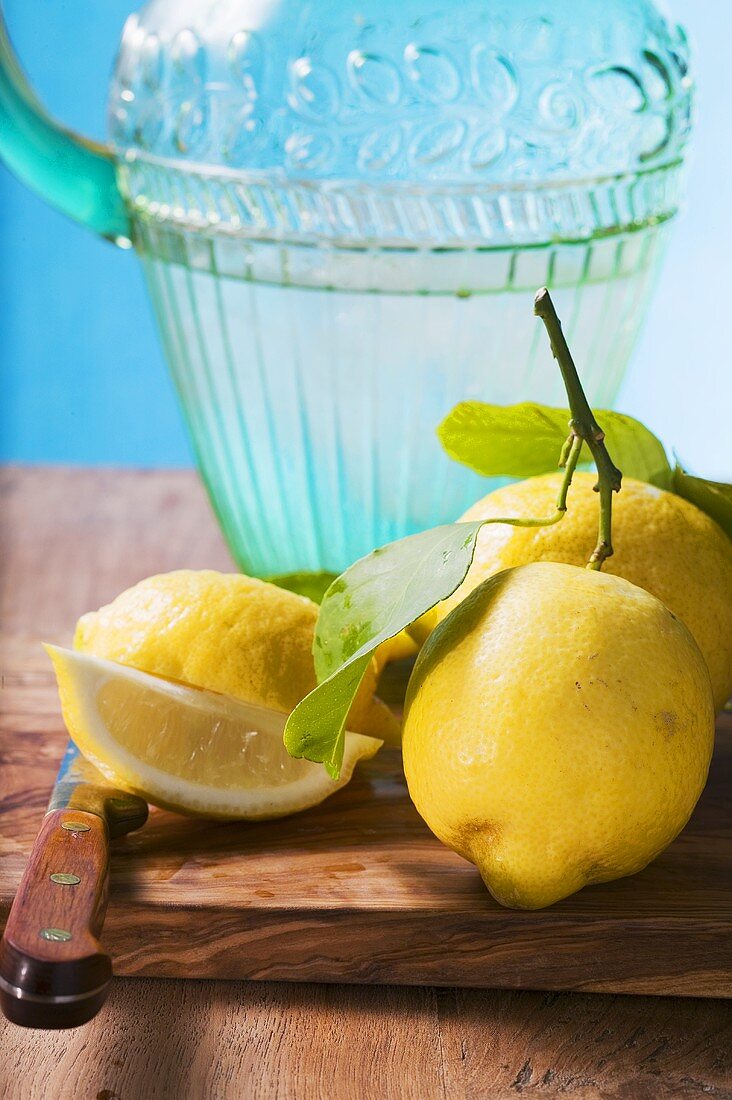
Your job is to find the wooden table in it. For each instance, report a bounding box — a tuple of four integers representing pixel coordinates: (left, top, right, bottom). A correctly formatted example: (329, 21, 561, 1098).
(1, 466, 731, 1099)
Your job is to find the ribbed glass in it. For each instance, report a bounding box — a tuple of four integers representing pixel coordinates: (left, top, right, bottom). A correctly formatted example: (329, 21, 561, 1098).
(137, 214, 668, 577)
(0, 0, 693, 581)
(106, 0, 692, 579)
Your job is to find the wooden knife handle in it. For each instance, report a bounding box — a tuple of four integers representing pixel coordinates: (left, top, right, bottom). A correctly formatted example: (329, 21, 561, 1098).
(0, 809, 112, 1029)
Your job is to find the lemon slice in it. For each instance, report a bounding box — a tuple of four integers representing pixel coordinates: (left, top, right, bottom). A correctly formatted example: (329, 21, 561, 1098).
(45, 645, 381, 819)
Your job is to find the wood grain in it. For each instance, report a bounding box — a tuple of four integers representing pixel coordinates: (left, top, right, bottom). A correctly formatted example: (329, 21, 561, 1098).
(1, 979, 730, 1099)
(0, 808, 112, 1028)
(2, 466, 731, 1098)
(1, 468, 730, 1003)
(1, 467, 731, 1000)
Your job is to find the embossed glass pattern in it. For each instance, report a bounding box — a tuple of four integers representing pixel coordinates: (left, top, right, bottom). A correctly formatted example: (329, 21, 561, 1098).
(106, 0, 693, 578)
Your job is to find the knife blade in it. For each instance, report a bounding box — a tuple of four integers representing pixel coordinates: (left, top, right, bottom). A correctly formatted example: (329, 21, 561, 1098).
(0, 739, 148, 1029)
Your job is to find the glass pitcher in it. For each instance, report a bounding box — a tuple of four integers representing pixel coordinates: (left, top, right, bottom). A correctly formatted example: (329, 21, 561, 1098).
(0, 1, 693, 582)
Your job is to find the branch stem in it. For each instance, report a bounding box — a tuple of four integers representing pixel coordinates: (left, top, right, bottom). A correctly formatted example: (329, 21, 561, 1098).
(475, 433, 583, 532)
(534, 288, 623, 568)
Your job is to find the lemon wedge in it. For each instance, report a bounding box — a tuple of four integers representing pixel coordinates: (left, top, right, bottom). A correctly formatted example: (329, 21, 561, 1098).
(45, 645, 381, 819)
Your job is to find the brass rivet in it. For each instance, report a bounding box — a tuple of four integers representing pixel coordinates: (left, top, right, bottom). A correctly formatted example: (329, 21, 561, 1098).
(61, 821, 90, 833)
(50, 873, 81, 886)
(39, 928, 72, 942)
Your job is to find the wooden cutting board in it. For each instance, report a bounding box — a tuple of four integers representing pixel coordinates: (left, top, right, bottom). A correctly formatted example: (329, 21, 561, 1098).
(1, 467, 731, 999)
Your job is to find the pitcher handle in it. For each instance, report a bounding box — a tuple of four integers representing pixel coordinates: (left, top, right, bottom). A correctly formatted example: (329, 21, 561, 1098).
(0, 12, 131, 244)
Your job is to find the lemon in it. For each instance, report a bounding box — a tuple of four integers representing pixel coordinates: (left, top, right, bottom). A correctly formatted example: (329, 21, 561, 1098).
(74, 570, 400, 743)
(375, 630, 420, 666)
(46, 647, 380, 819)
(439, 474, 732, 711)
(403, 562, 715, 910)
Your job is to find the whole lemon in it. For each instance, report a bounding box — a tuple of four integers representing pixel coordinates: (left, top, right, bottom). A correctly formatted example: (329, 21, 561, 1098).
(74, 569, 399, 742)
(439, 474, 732, 711)
(403, 562, 715, 910)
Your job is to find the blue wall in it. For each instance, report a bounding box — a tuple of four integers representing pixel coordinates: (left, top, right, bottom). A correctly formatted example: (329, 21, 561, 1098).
(1, 0, 192, 465)
(1, 0, 730, 477)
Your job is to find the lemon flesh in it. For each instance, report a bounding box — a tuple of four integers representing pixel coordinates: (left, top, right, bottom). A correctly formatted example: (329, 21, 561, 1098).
(404, 562, 715, 910)
(46, 646, 381, 819)
(74, 569, 400, 744)
(439, 474, 732, 711)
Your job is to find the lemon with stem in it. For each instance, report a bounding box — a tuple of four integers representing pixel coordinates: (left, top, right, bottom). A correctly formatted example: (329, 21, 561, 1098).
(402, 290, 716, 908)
(439, 473, 732, 711)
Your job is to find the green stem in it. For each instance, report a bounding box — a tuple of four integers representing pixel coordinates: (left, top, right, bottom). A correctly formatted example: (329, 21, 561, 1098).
(534, 288, 622, 569)
(475, 433, 583, 531)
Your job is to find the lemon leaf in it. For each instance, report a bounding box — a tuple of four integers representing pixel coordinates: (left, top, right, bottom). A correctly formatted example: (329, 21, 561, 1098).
(438, 402, 574, 477)
(268, 571, 337, 604)
(673, 466, 732, 539)
(438, 401, 673, 487)
(283, 523, 483, 777)
(283, 653, 373, 780)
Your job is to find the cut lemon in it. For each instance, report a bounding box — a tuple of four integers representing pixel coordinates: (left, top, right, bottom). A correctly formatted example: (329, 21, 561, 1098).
(45, 645, 382, 820)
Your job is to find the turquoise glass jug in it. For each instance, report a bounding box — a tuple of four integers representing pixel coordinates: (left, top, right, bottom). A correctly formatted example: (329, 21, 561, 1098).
(0, 1, 693, 581)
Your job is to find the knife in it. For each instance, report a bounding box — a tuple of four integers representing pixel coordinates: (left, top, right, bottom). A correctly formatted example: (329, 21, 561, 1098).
(0, 740, 148, 1029)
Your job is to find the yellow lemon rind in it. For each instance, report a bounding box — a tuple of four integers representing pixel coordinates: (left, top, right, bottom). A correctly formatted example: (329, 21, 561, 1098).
(45, 645, 382, 820)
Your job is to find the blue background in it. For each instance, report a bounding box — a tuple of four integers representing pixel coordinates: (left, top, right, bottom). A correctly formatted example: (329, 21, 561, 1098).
(2, 0, 730, 478)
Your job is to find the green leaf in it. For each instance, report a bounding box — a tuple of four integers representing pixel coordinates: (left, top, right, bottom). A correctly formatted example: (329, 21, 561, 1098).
(283, 523, 483, 778)
(268, 571, 337, 604)
(600, 411, 673, 489)
(282, 653, 374, 780)
(438, 402, 576, 477)
(437, 401, 673, 488)
(673, 466, 732, 539)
